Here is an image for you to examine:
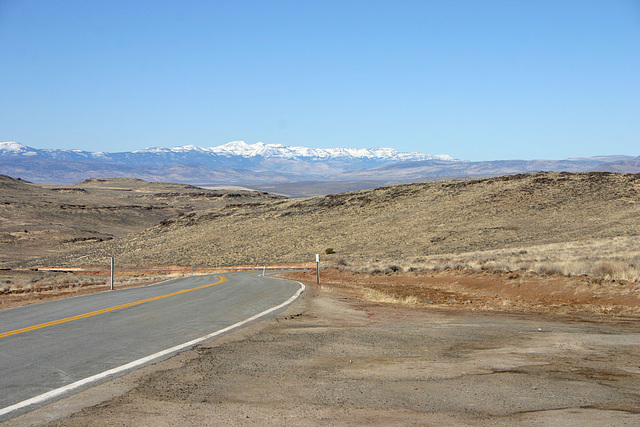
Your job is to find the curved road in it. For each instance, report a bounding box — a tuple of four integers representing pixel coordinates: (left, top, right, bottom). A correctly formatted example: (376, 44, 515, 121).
(0, 272, 304, 420)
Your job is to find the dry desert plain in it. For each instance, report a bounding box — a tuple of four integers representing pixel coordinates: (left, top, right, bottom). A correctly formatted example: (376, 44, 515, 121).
(1, 172, 640, 425)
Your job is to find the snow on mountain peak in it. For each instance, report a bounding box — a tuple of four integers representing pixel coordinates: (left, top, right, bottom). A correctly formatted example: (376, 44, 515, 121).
(0, 141, 27, 151)
(91, 140, 456, 162)
(205, 141, 453, 161)
(134, 145, 207, 154)
(0, 141, 38, 156)
(2, 140, 454, 162)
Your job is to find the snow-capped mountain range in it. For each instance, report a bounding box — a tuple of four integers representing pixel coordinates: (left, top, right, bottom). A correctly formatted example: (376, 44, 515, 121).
(1, 141, 638, 193)
(161, 141, 455, 161)
(0, 140, 457, 186)
(0, 141, 454, 162)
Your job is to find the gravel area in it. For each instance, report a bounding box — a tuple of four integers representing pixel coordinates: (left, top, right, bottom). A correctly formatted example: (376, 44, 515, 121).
(6, 281, 640, 426)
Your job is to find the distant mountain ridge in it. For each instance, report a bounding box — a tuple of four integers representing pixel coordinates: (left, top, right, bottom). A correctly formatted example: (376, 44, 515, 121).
(0, 141, 638, 193)
(0, 141, 453, 162)
(137, 141, 455, 161)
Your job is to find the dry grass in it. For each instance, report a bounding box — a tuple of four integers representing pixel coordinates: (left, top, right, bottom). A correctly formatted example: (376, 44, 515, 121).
(21, 172, 639, 269)
(360, 287, 421, 305)
(346, 235, 640, 284)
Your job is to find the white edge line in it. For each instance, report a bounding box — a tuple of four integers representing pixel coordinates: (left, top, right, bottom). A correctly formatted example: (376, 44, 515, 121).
(0, 280, 306, 419)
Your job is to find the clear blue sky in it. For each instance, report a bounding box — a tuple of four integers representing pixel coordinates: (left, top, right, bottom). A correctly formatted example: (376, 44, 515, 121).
(1, 0, 638, 161)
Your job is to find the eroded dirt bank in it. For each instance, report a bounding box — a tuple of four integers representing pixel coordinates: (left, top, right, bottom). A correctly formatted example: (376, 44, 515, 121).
(7, 276, 640, 426)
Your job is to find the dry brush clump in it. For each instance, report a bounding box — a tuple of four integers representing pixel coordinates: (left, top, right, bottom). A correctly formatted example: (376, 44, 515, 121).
(359, 287, 421, 305)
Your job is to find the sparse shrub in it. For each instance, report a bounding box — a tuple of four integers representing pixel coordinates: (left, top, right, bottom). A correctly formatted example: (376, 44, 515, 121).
(537, 264, 563, 276)
(592, 262, 615, 279)
(387, 265, 402, 273)
(335, 258, 348, 266)
(343, 236, 640, 283)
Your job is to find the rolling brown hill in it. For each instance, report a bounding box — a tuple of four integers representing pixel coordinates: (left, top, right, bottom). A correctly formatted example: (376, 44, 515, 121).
(22, 172, 640, 268)
(0, 176, 283, 264)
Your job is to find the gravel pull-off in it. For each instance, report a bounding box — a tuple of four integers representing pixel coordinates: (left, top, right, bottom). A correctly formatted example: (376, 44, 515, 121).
(8, 283, 640, 426)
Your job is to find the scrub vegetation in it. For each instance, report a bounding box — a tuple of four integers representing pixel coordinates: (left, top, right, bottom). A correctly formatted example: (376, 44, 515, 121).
(1, 171, 639, 315)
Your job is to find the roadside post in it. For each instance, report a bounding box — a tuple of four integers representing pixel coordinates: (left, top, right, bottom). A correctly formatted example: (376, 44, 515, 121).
(316, 253, 320, 284)
(110, 257, 114, 290)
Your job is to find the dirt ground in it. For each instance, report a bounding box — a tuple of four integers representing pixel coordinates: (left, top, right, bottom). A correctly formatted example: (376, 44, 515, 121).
(303, 268, 640, 318)
(5, 271, 640, 426)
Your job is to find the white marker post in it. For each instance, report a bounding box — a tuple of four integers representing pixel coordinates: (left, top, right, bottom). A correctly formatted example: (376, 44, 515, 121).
(110, 257, 114, 290)
(316, 253, 320, 284)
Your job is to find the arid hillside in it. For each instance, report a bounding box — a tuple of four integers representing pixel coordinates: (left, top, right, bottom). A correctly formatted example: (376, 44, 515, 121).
(23, 172, 639, 268)
(0, 176, 283, 264)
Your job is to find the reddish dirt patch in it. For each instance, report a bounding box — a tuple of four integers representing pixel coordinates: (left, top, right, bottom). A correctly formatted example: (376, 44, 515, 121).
(283, 268, 640, 318)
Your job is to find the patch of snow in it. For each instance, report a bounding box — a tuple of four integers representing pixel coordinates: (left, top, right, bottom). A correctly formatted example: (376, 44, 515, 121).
(0, 141, 28, 152)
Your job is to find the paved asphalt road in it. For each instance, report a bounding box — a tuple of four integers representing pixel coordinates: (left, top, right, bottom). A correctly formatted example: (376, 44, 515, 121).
(0, 272, 303, 419)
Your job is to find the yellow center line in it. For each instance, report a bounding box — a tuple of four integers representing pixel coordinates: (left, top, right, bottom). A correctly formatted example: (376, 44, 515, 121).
(0, 276, 227, 339)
